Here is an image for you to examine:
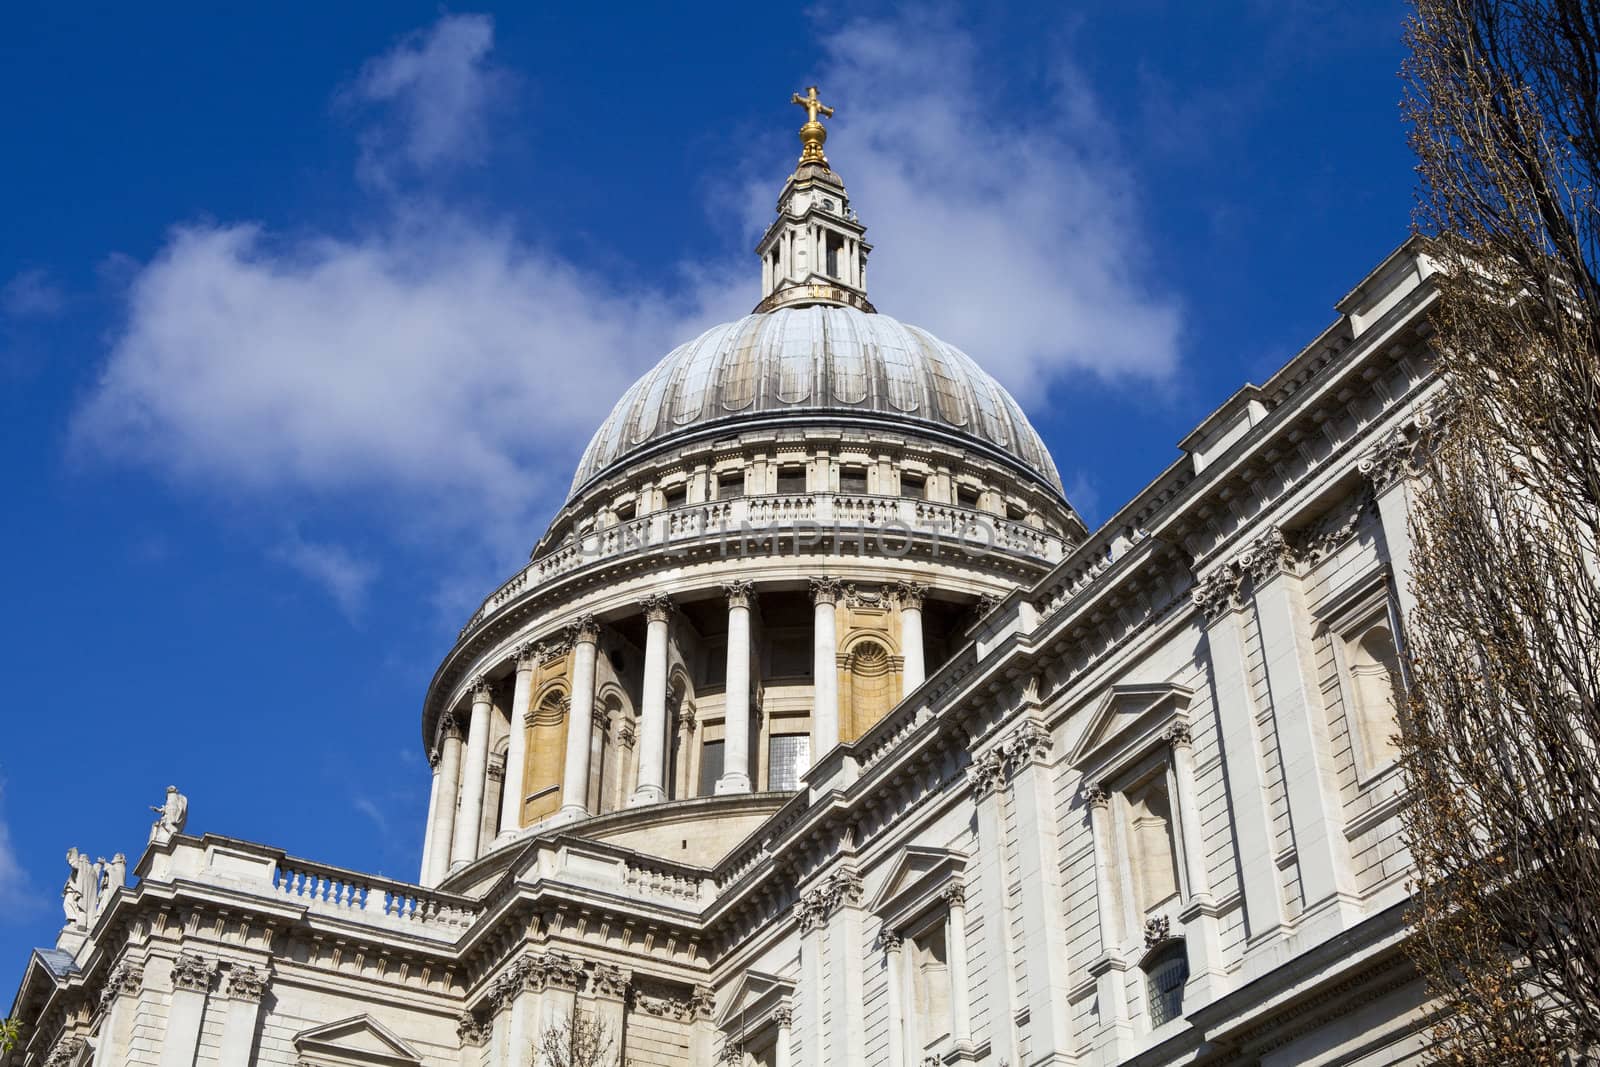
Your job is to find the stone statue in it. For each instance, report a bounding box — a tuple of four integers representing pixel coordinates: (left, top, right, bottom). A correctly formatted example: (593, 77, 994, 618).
(149, 785, 188, 845)
(98, 853, 127, 913)
(61, 848, 99, 928)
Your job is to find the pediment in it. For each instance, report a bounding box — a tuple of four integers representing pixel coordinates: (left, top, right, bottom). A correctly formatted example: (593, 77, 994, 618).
(714, 969, 794, 1029)
(293, 1015, 422, 1066)
(868, 846, 967, 931)
(1067, 682, 1193, 777)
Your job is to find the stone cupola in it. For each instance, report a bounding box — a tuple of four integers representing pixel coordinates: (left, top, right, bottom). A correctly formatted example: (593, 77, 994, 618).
(753, 86, 873, 314)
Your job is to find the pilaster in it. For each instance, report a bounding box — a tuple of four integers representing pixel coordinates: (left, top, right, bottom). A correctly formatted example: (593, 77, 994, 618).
(1242, 529, 1363, 936)
(216, 965, 266, 1067)
(1192, 568, 1287, 945)
(157, 952, 213, 1067)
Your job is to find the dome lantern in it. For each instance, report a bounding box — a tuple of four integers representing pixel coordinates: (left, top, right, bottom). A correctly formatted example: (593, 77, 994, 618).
(753, 86, 874, 315)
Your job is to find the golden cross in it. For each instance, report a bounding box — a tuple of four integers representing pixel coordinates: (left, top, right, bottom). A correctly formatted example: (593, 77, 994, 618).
(791, 86, 835, 125)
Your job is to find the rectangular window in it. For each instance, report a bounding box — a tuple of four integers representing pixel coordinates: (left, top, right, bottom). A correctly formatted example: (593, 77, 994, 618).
(614, 500, 636, 521)
(777, 465, 808, 493)
(956, 484, 980, 508)
(767, 733, 810, 791)
(902, 472, 926, 499)
(1006, 502, 1027, 522)
(698, 740, 725, 797)
(718, 472, 745, 499)
(662, 484, 687, 508)
(839, 466, 869, 494)
(702, 641, 727, 687)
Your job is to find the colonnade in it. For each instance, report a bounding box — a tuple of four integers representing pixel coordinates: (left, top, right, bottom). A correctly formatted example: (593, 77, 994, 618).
(419, 579, 930, 886)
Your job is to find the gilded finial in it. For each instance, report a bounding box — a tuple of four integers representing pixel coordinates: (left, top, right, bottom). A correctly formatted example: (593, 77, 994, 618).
(791, 85, 834, 166)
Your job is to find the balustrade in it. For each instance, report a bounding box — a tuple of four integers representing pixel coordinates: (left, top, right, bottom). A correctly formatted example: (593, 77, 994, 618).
(274, 859, 476, 932)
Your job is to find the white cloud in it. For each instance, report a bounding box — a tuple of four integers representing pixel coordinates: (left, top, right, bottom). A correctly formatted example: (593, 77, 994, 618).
(808, 12, 1182, 393)
(0, 779, 32, 917)
(3, 268, 65, 318)
(74, 11, 1179, 573)
(342, 13, 505, 188)
(274, 533, 380, 617)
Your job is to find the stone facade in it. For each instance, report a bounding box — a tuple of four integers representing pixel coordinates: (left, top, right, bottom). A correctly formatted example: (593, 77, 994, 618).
(4, 101, 1441, 1067)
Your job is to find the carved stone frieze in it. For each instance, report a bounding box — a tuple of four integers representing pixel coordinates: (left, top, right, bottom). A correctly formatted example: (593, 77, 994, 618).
(590, 963, 629, 1000)
(1358, 428, 1424, 490)
(893, 581, 927, 610)
(723, 580, 755, 610)
(44, 1037, 85, 1067)
(941, 882, 967, 908)
(99, 961, 143, 1011)
(1238, 526, 1303, 585)
(641, 593, 676, 623)
(966, 749, 1008, 798)
(1084, 783, 1110, 808)
(567, 614, 600, 645)
(468, 675, 494, 699)
(1190, 567, 1246, 621)
(457, 1010, 491, 1047)
(224, 965, 267, 1001)
(772, 1004, 794, 1028)
(968, 719, 1054, 798)
(794, 867, 863, 933)
(1163, 722, 1193, 748)
(1144, 914, 1173, 947)
(809, 576, 842, 605)
(170, 952, 215, 993)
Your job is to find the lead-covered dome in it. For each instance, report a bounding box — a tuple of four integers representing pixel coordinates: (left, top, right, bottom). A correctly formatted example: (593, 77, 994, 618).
(571, 306, 1063, 497)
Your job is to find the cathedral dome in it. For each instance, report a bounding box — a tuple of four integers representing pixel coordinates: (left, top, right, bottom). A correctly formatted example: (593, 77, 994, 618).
(570, 305, 1063, 498)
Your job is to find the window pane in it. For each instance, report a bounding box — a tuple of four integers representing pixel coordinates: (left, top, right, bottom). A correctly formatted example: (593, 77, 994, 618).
(840, 467, 868, 493)
(1146, 949, 1189, 1027)
(767, 733, 810, 792)
(777, 466, 807, 493)
(698, 740, 725, 796)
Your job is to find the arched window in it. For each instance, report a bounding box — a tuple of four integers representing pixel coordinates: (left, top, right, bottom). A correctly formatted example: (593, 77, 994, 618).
(1144, 942, 1189, 1027)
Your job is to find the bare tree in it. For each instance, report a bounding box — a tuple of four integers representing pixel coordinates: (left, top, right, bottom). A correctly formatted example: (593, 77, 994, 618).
(1401, 0, 1600, 1062)
(535, 1009, 617, 1067)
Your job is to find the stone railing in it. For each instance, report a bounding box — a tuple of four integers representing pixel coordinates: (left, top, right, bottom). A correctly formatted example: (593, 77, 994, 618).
(274, 859, 477, 933)
(462, 493, 1069, 635)
(621, 855, 705, 905)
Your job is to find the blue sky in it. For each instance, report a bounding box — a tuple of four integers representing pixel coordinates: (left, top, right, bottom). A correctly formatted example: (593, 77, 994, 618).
(0, 3, 1414, 991)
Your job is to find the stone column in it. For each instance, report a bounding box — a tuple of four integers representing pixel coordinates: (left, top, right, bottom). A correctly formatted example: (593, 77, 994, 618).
(1361, 429, 1423, 633)
(451, 678, 495, 871)
(896, 583, 927, 694)
(810, 577, 841, 758)
(1085, 785, 1133, 1060)
(91, 962, 143, 1067)
(1003, 722, 1074, 1063)
(1165, 724, 1228, 1004)
(419, 747, 443, 884)
(498, 643, 539, 840)
(717, 582, 755, 795)
(590, 964, 630, 1066)
(425, 716, 463, 886)
(688, 985, 717, 1067)
(821, 870, 865, 1067)
(882, 932, 906, 1067)
(157, 953, 213, 1067)
(630, 595, 674, 807)
(968, 752, 1020, 1065)
(1192, 568, 1286, 944)
(944, 885, 974, 1049)
(1243, 531, 1362, 933)
(217, 965, 266, 1066)
(773, 1005, 793, 1067)
(559, 618, 601, 822)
